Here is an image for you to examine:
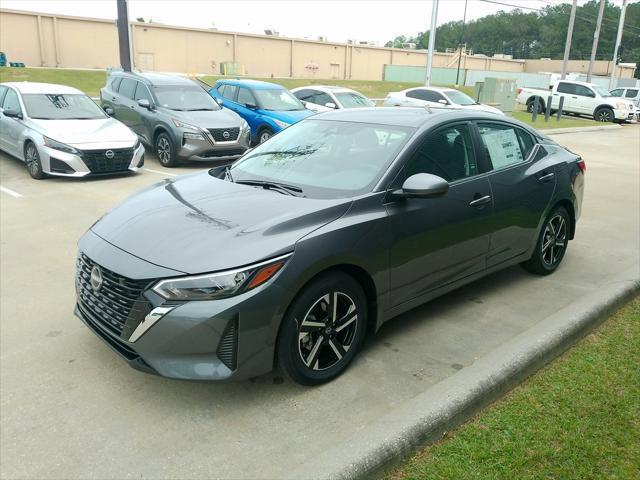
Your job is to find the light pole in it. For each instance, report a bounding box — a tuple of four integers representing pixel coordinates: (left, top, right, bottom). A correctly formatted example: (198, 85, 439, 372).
(561, 0, 578, 80)
(425, 0, 439, 86)
(455, 0, 469, 87)
(609, 0, 628, 90)
(116, 0, 133, 71)
(586, 0, 606, 82)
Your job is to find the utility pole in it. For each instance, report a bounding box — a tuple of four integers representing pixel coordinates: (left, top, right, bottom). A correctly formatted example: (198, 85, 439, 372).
(586, 0, 606, 82)
(455, 0, 469, 87)
(561, 0, 578, 80)
(425, 0, 439, 86)
(609, 0, 628, 90)
(116, 0, 133, 71)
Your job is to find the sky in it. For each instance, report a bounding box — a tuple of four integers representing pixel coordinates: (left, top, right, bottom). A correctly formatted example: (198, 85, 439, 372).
(0, 0, 625, 45)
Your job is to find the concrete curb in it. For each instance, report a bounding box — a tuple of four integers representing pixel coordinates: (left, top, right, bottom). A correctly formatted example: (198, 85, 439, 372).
(543, 124, 622, 135)
(286, 267, 640, 480)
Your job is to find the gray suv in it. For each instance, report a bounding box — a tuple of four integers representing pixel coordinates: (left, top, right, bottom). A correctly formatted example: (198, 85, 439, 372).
(101, 72, 250, 167)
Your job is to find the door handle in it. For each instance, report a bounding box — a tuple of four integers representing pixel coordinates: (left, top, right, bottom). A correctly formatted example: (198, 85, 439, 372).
(571, 96, 578, 99)
(538, 172, 555, 183)
(469, 194, 492, 207)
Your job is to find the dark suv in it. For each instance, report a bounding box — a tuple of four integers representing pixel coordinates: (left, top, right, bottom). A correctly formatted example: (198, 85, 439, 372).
(101, 72, 250, 167)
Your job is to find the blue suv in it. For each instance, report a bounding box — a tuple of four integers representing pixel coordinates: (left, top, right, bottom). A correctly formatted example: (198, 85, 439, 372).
(209, 79, 314, 144)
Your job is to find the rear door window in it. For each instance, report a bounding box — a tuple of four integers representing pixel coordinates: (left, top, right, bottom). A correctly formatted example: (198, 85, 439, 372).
(406, 89, 429, 101)
(557, 82, 576, 95)
(119, 78, 137, 99)
(110, 76, 122, 92)
(477, 123, 527, 170)
(221, 84, 238, 101)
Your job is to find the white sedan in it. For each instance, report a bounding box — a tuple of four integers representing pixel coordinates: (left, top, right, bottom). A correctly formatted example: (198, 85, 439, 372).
(383, 86, 504, 115)
(0, 82, 144, 179)
(291, 85, 375, 113)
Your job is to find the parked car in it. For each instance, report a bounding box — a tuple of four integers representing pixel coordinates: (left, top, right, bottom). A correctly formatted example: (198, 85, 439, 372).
(208, 79, 314, 144)
(0, 82, 144, 179)
(101, 72, 250, 167)
(291, 85, 375, 112)
(383, 86, 504, 115)
(76, 107, 584, 386)
(610, 86, 640, 120)
(516, 80, 635, 122)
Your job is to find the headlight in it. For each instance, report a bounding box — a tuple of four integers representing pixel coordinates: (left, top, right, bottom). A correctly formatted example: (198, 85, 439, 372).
(183, 132, 205, 141)
(43, 136, 79, 155)
(241, 120, 250, 132)
(273, 118, 291, 130)
(134, 138, 141, 149)
(152, 253, 291, 301)
(172, 118, 201, 131)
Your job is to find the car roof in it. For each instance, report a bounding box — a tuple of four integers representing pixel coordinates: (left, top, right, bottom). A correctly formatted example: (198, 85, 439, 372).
(311, 106, 538, 131)
(402, 86, 452, 93)
(1, 82, 84, 95)
(113, 71, 196, 86)
(215, 79, 285, 90)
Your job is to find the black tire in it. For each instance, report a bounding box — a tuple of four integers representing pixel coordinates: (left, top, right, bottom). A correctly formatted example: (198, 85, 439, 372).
(24, 142, 46, 180)
(276, 272, 368, 386)
(527, 98, 544, 114)
(594, 107, 614, 123)
(257, 127, 273, 144)
(155, 132, 178, 167)
(521, 206, 570, 276)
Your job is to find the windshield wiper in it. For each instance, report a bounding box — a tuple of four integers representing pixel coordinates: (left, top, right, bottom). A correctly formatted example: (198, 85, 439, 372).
(235, 179, 303, 196)
(184, 108, 215, 111)
(245, 149, 313, 159)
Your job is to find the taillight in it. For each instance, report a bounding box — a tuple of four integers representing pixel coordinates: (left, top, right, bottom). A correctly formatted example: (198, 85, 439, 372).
(577, 159, 586, 173)
(516, 88, 523, 95)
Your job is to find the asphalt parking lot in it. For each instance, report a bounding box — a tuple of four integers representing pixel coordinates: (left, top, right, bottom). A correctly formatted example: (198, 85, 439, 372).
(1, 126, 639, 479)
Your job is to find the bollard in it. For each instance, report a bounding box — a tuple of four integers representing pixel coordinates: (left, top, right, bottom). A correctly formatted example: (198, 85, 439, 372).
(557, 96, 564, 121)
(532, 97, 540, 122)
(544, 95, 552, 122)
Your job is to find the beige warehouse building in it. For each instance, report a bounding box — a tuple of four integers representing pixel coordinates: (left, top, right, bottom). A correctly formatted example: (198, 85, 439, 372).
(0, 8, 635, 81)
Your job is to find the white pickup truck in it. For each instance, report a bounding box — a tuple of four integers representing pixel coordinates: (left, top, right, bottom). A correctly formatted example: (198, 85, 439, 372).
(516, 80, 636, 122)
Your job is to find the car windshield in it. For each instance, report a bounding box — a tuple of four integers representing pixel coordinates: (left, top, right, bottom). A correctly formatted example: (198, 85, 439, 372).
(592, 85, 612, 97)
(230, 119, 413, 199)
(445, 90, 477, 106)
(22, 93, 106, 120)
(153, 85, 220, 111)
(254, 89, 305, 111)
(334, 92, 375, 108)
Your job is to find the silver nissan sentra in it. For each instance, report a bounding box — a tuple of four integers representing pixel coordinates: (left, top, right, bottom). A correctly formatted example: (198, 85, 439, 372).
(75, 108, 584, 386)
(0, 82, 144, 179)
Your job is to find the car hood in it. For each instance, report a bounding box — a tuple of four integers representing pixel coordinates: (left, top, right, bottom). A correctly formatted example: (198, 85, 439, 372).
(28, 118, 137, 146)
(91, 171, 351, 274)
(165, 107, 243, 129)
(259, 108, 315, 124)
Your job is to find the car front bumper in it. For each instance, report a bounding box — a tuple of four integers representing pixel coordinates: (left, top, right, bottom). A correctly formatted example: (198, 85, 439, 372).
(41, 143, 145, 177)
(74, 230, 287, 381)
(613, 108, 635, 121)
(177, 128, 251, 164)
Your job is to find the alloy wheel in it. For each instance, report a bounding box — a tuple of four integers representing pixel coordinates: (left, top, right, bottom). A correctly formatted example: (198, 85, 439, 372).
(26, 145, 40, 176)
(297, 291, 358, 371)
(596, 110, 612, 122)
(541, 214, 567, 267)
(157, 137, 171, 164)
(259, 131, 271, 143)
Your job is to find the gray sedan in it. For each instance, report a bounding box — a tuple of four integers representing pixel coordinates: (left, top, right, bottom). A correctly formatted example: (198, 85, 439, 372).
(75, 108, 584, 385)
(0, 82, 143, 179)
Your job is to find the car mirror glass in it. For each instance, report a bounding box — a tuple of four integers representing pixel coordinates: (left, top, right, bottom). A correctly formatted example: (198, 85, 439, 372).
(137, 99, 152, 110)
(104, 107, 115, 116)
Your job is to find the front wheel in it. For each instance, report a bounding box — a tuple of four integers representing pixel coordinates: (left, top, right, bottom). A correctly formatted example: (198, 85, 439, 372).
(594, 107, 614, 123)
(277, 272, 367, 386)
(258, 128, 273, 144)
(25, 142, 46, 180)
(155, 132, 178, 167)
(521, 206, 570, 276)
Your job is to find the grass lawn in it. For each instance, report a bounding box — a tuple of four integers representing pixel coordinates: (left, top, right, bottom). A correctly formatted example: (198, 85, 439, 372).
(0, 67, 600, 130)
(387, 296, 640, 480)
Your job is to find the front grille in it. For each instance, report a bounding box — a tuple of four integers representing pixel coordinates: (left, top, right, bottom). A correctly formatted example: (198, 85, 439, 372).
(208, 127, 240, 142)
(80, 148, 134, 173)
(76, 253, 152, 338)
(217, 317, 238, 370)
(200, 148, 246, 158)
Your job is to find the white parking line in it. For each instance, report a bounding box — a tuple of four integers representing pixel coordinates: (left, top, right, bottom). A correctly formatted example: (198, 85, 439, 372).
(0, 185, 23, 198)
(143, 168, 177, 177)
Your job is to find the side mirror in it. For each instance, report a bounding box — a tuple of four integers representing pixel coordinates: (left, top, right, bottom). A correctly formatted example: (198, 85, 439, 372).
(2, 109, 23, 120)
(214, 97, 224, 106)
(245, 102, 257, 109)
(325, 102, 337, 109)
(137, 99, 152, 110)
(394, 173, 449, 199)
(104, 106, 115, 116)
(438, 99, 449, 105)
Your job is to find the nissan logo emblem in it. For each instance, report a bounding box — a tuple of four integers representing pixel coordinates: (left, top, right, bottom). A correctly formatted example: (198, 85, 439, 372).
(105, 150, 115, 159)
(90, 266, 103, 293)
(222, 131, 230, 140)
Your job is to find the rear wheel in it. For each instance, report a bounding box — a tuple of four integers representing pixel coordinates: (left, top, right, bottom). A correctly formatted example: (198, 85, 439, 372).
(594, 107, 614, 123)
(155, 132, 178, 167)
(24, 142, 45, 180)
(527, 98, 544, 113)
(277, 272, 367, 385)
(521, 206, 570, 275)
